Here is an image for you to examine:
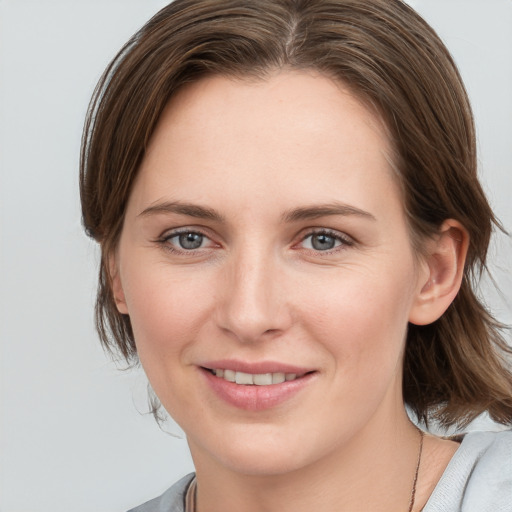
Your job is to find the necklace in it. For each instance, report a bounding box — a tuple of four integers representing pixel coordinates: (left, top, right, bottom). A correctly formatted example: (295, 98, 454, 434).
(185, 428, 425, 512)
(408, 427, 425, 512)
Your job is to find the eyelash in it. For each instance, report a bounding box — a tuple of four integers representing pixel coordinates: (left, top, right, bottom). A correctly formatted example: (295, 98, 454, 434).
(298, 229, 354, 254)
(155, 227, 354, 255)
(155, 228, 215, 255)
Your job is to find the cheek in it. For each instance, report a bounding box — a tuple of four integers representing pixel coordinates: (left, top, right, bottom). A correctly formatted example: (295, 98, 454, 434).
(121, 267, 219, 420)
(293, 268, 416, 434)
(298, 264, 416, 371)
(120, 260, 216, 367)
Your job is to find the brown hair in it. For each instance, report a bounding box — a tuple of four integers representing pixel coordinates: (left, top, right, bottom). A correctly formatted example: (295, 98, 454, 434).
(80, 0, 512, 428)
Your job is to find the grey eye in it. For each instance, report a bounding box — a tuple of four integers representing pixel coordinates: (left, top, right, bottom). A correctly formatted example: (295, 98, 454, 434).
(302, 232, 342, 251)
(311, 233, 336, 250)
(178, 232, 204, 250)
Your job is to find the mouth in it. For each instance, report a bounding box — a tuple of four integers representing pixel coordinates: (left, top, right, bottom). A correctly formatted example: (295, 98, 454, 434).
(198, 359, 317, 410)
(205, 368, 308, 385)
(199, 362, 316, 411)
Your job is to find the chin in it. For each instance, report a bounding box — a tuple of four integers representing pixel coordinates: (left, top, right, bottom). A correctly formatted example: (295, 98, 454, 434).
(188, 423, 335, 477)
(213, 447, 311, 477)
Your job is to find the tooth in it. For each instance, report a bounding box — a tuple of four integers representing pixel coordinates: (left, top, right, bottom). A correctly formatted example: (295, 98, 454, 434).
(215, 369, 224, 378)
(235, 371, 254, 385)
(285, 373, 297, 381)
(224, 369, 236, 382)
(272, 372, 286, 384)
(253, 373, 273, 385)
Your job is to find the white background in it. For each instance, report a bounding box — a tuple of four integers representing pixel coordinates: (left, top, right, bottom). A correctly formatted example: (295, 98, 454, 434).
(1, 1, 511, 511)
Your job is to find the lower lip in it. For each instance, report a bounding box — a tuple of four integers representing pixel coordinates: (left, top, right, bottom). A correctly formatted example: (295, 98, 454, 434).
(200, 368, 316, 411)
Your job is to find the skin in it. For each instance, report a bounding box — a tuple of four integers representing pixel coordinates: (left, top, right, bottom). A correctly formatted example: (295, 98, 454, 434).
(112, 71, 466, 512)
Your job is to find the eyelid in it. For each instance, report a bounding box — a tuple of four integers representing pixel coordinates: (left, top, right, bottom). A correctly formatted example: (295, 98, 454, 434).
(153, 226, 354, 255)
(295, 227, 355, 253)
(155, 226, 220, 253)
(159, 226, 208, 240)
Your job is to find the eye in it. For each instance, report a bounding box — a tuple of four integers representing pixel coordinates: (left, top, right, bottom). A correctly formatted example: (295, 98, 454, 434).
(300, 230, 353, 252)
(159, 229, 214, 252)
(175, 232, 206, 250)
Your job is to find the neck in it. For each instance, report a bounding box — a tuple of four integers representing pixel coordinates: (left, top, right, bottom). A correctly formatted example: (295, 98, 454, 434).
(189, 409, 421, 512)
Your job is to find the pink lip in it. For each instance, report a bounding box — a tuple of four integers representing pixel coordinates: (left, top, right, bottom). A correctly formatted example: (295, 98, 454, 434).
(201, 359, 311, 375)
(199, 360, 317, 411)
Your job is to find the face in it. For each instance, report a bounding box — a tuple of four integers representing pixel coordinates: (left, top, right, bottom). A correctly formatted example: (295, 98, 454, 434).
(113, 71, 429, 476)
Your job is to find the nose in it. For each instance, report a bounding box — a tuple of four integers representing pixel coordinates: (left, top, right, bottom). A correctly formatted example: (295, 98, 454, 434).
(215, 243, 292, 343)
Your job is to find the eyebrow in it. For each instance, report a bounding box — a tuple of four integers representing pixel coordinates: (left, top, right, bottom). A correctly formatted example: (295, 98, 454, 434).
(281, 202, 376, 223)
(138, 200, 376, 223)
(138, 201, 225, 222)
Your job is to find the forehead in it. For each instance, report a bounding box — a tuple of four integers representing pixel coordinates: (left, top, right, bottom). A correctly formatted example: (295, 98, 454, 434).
(133, 71, 401, 221)
(150, 71, 391, 158)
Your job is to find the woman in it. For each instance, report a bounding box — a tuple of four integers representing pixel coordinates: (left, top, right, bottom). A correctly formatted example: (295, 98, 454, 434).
(80, 0, 512, 510)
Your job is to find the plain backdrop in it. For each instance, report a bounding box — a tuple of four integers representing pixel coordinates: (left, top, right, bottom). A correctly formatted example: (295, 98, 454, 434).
(0, 1, 511, 511)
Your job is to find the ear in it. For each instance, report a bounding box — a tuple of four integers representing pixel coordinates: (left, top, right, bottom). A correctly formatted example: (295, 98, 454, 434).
(409, 220, 469, 326)
(109, 253, 129, 315)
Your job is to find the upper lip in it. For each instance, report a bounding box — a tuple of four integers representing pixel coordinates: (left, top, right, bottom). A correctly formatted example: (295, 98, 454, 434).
(200, 359, 314, 375)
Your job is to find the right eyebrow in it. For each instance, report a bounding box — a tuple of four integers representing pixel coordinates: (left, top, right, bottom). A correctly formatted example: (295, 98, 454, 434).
(281, 202, 376, 223)
(137, 201, 225, 222)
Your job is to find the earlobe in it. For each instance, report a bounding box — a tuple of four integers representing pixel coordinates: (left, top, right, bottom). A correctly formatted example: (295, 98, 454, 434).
(409, 220, 469, 326)
(108, 253, 129, 315)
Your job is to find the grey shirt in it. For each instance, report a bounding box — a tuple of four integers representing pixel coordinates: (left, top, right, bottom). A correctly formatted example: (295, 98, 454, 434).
(128, 430, 512, 512)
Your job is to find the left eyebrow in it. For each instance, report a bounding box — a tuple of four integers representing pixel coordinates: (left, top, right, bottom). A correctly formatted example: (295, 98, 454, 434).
(281, 202, 376, 223)
(137, 201, 225, 222)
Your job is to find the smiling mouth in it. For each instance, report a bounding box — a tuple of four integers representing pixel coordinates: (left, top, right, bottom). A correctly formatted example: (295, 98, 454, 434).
(206, 368, 309, 385)
(201, 366, 317, 410)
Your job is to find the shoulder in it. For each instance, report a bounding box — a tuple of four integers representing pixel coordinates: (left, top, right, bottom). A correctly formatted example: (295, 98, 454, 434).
(423, 430, 512, 512)
(127, 473, 195, 512)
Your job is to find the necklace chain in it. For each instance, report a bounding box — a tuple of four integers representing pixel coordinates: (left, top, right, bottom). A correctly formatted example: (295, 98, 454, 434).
(408, 427, 425, 512)
(185, 428, 425, 512)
